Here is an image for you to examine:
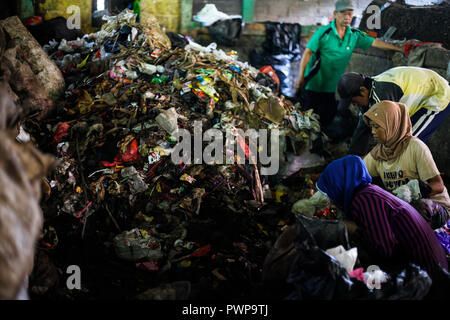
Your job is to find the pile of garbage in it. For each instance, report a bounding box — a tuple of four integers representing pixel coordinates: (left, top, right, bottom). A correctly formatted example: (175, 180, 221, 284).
(19, 9, 450, 301)
(25, 10, 329, 299)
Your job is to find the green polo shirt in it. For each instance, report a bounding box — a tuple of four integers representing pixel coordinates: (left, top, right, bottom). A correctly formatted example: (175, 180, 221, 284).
(305, 20, 374, 93)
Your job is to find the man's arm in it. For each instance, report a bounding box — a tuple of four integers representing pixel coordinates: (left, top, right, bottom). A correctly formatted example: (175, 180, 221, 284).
(425, 175, 445, 197)
(371, 39, 404, 53)
(295, 48, 313, 89)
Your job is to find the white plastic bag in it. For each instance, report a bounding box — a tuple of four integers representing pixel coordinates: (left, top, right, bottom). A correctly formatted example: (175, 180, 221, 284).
(193, 4, 232, 27)
(309, 190, 331, 209)
(156, 108, 179, 135)
(291, 199, 316, 217)
(283, 151, 326, 177)
(326, 245, 358, 273)
(392, 179, 421, 203)
(139, 63, 157, 75)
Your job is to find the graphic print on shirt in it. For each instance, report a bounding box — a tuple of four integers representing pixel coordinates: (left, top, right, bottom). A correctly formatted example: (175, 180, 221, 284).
(383, 169, 410, 190)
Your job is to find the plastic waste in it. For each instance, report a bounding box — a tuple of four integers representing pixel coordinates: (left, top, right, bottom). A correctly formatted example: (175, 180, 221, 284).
(16, 126, 31, 143)
(249, 21, 302, 98)
(138, 63, 164, 75)
(291, 198, 316, 218)
(326, 245, 358, 273)
(58, 39, 74, 52)
(121, 166, 148, 194)
(185, 40, 217, 54)
(155, 108, 179, 135)
(125, 70, 138, 80)
(193, 4, 241, 27)
(102, 92, 117, 105)
(294, 214, 350, 250)
(286, 215, 354, 300)
(53, 122, 70, 145)
(292, 190, 330, 218)
(208, 18, 244, 46)
(392, 179, 421, 203)
(259, 65, 280, 87)
(113, 228, 162, 261)
(383, 264, 432, 300)
(283, 151, 326, 177)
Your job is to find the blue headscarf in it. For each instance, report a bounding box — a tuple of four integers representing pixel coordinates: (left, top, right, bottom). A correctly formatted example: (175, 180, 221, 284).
(317, 155, 372, 214)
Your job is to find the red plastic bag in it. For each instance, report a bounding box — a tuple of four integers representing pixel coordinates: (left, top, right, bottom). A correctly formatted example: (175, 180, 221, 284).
(403, 42, 443, 56)
(259, 65, 280, 86)
(53, 122, 70, 145)
(100, 138, 141, 167)
(24, 16, 43, 27)
(188, 244, 211, 258)
(349, 267, 365, 282)
(120, 138, 141, 163)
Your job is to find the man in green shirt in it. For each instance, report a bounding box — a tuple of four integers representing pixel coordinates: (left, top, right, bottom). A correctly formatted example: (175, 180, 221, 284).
(296, 0, 404, 129)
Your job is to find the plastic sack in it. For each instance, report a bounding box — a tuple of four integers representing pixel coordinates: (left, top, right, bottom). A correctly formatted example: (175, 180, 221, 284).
(156, 108, 179, 135)
(53, 122, 70, 145)
(193, 4, 241, 27)
(269, 53, 300, 98)
(392, 179, 421, 203)
(113, 228, 162, 261)
(326, 245, 358, 273)
(138, 63, 164, 75)
(208, 18, 244, 46)
(249, 21, 301, 98)
(295, 214, 350, 251)
(262, 22, 302, 56)
(100, 138, 141, 167)
(286, 215, 354, 300)
(291, 199, 316, 218)
(119, 138, 141, 163)
(24, 16, 43, 27)
(262, 225, 298, 297)
(383, 264, 432, 300)
(291, 190, 330, 217)
(121, 166, 148, 194)
(166, 32, 189, 49)
(285, 216, 438, 300)
(283, 150, 326, 177)
(27, 16, 83, 46)
(259, 65, 280, 87)
(363, 266, 389, 289)
(393, 184, 413, 203)
(185, 40, 217, 54)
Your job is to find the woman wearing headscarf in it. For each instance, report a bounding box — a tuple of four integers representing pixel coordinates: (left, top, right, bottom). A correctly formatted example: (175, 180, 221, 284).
(317, 155, 448, 275)
(363, 101, 450, 230)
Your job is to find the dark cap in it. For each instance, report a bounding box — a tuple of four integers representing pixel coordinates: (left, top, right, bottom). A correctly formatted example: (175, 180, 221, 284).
(337, 72, 365, 111)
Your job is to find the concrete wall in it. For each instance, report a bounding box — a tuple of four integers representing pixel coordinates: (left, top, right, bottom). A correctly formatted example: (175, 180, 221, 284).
(144, 0, 378, 34)
(253, 0, 373, 25)
(141, 0, 181, 33)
